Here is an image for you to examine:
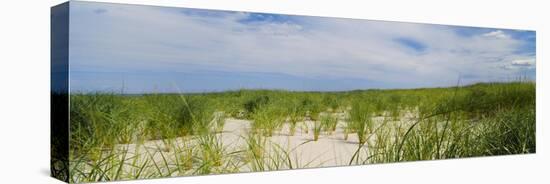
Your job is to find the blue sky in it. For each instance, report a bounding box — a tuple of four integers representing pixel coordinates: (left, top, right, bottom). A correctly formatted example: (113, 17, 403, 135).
(68, 1, 536, 93)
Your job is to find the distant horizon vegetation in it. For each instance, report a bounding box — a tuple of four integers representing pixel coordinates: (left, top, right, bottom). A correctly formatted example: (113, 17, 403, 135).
(68, 77, 535, 95)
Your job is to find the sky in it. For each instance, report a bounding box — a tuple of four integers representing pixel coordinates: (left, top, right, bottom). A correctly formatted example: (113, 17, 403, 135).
(67, 1, 536, 93)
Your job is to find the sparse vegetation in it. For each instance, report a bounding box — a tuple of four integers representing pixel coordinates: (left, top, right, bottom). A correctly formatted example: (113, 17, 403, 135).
(66, 81, 535, 182)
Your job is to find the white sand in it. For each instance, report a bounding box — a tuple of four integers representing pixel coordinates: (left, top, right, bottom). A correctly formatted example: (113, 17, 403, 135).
(88, 112, 417, 179)
(220, 118, 364, 168)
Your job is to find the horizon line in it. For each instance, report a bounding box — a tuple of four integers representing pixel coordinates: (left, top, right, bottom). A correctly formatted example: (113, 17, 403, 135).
(66, 80, 535, 95)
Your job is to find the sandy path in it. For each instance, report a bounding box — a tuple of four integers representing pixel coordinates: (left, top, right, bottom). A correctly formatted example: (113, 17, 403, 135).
(219, 118, 364, 168)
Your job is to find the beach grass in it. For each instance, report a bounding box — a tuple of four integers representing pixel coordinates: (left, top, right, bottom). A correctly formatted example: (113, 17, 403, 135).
(66, 81, 535, 182)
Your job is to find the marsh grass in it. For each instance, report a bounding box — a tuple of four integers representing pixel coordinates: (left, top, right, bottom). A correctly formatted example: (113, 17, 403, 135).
(243, 131, 314, 171)
(243, 132, 268, 171)
(196, 134, 225, 174)
(173, 138, 195, 172)
(214, 112, 226, 133)
(312, 120, 322, 141)
(321, 113, 338, 134)
(362, 81, 536, 163)
(67, 81, 535, 182)
(251, 105, 284, 137)
(349, 101, 374, 145)
(287, 102, 303, 136)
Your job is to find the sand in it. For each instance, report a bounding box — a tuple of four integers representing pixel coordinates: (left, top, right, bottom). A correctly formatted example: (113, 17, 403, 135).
(86, 112, 417, 179)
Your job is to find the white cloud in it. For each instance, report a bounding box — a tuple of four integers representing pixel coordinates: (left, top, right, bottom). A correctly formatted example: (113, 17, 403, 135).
(68, 2, 535, 90)
(500, 58, 536, 71)
(511, 58, 535, 66)
(482, 30, 510, 39)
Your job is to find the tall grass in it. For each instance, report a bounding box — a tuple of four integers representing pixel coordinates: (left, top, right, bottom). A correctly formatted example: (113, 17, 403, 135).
(321, 113, 338, 134)
(251, 105, 284, 137)
(363, 82, 536, 163)
(67, 81, 535, 182)
(286, 100, 304, 136)
(349, 100, 374, 145)
(312, 120, 322, 141)
(196, 134, 225, 174)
